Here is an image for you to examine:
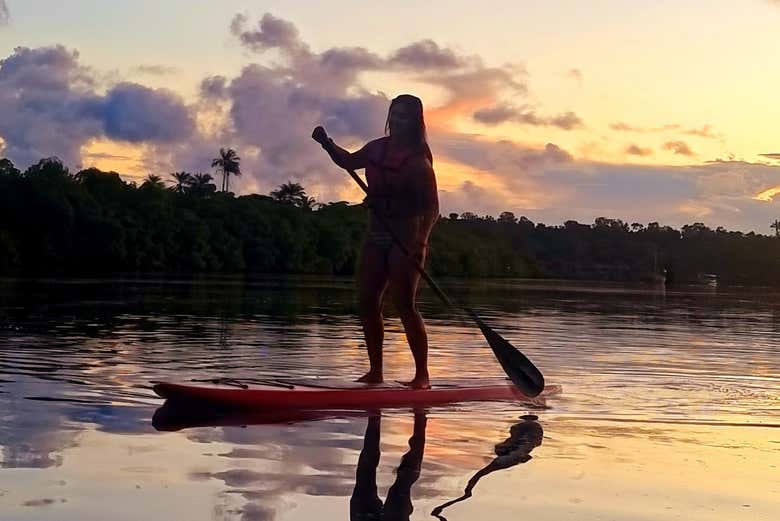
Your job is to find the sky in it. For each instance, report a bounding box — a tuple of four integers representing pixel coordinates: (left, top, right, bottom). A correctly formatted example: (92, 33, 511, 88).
(1, 0, 779, 232)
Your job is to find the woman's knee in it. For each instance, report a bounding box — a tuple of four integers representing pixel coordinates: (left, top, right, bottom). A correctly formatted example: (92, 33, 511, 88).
(358, 294, 384, 317)
(395, 299, 420, 322)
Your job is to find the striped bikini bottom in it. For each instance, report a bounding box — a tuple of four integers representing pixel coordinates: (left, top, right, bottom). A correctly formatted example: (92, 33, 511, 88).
(365, 229, 395, 251)
(364, 229, 428, 267)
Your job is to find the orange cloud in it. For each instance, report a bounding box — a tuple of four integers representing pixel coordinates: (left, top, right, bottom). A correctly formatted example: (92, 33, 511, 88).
(677, 200, 714, 218)
(625, 144, 653, 156)
(426, 96, 492, 131)
(754, 186, 780, 202)
(663, 140, 694, 156)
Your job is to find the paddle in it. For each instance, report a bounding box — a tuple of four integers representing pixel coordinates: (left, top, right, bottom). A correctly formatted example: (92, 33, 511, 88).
(313, 133, 545, 397)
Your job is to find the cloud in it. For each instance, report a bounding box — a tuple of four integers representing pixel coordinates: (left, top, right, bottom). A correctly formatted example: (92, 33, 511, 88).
(0, 45, 195, 168)
(473, 104, 583, 130)
(429, 128, 780, 231)
(200, 75, 228, 99)
(611, 122, 680, 133)
(185, 62, 389, 199)
(0, 1, 8, 26)
(82, 151, 135, 161)
(424, 64, 527, 105)
(229, 12, 518, 103)
(625, 144, 653, 156)
(611, 122, 720, 140)
(101, 83, 194, 143)
(471, 104, 518, 125)
(759, 153, 780, 161)
(755, 186, 780, 202)
(388, 39, 466, 70)
(149, 13, 528, 201)
(683, 124, 719, 139)
(663, 140, 694, 156)
(430, 132, 577, 213)
(230, 13, 384, 96)
(135, 64, 177, 76)
(0, 46, 103, 167)
(230, 12, 303, 54)
(566, 68, 583, 84)
(439, 179, 513, 218)
(434, 132, 572, 173)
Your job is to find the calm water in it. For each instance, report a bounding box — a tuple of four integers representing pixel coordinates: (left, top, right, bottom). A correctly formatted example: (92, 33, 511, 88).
(0, 276, 778, 521)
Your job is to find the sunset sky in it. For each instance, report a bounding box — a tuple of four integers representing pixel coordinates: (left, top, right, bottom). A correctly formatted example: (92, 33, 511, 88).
(1, 1, 779, 232)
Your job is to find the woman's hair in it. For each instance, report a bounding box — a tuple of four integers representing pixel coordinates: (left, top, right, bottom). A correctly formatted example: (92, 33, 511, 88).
(385, 94, 432, 164)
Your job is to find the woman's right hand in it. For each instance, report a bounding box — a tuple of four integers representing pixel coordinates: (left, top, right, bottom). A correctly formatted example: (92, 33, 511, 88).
(311, 126, 329, 145)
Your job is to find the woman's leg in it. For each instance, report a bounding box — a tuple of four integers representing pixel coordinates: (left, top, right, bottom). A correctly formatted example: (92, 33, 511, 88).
(349, 414, 384, 519)
(357, 243, 390, 383)
(384, 412, 427, 520)
(388, 245, 430, 389)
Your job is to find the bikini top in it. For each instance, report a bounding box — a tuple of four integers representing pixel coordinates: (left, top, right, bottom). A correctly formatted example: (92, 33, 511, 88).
(364, 137, 434, 218)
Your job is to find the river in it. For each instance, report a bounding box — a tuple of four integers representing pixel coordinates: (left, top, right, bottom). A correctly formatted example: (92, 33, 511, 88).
(0, 276, 777, 520)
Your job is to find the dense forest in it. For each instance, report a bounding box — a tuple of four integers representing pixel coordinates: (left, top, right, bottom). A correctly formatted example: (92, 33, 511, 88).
(1, 156, 779, 285)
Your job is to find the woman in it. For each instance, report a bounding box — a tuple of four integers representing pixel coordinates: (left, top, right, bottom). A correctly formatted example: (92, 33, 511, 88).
(312, 94, 439, 389)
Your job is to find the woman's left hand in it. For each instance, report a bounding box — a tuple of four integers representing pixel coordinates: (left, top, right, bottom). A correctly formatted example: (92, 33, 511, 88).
(311, 126, 329, 145)
(410, 240, 428, 265)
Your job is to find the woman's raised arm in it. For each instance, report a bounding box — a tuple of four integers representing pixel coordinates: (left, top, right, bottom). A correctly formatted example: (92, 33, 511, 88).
(312, 126, 371, 171)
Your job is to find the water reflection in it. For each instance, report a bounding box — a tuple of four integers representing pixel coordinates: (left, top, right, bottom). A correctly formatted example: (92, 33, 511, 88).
(351, 412, 427, 521)
(152, 402, 547, 521)
(431, 415, 542, 520)
(152, 402, 366, 431)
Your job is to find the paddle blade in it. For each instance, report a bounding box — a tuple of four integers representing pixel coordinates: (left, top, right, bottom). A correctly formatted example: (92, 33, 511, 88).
(466, 309, 545, 397)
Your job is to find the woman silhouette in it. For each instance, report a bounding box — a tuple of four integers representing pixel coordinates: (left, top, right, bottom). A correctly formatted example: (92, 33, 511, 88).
(313, 95, 439, 389)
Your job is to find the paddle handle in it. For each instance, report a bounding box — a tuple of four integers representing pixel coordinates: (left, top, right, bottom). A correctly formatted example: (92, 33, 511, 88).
(345, 168, 457, 310)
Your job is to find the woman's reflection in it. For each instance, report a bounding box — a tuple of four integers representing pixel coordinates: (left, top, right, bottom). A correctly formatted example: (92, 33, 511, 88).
(350, 412, 543, 521)
(351, 411, 427, 521)
(431, 414, 543, 520)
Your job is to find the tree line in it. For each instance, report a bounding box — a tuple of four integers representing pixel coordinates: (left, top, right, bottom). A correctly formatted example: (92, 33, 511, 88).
(1, 155, 779, 285)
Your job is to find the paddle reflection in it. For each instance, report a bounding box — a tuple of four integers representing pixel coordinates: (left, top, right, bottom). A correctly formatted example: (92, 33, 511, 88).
(431, 414, 543, 520)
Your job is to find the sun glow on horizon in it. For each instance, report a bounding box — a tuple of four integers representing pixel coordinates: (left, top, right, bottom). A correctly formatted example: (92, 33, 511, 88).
(79, 139, 146, 179)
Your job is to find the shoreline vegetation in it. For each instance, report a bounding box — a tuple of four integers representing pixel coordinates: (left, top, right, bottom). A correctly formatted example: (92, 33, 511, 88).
(2, 156, 779, 286)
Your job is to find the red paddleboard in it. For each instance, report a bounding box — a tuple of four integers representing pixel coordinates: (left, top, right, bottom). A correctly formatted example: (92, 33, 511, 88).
(152, 380, 561, 411)
(152, 406, 355, 431)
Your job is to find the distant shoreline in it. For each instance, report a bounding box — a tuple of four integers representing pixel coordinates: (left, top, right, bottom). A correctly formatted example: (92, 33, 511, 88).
(2, 158, 779, 286)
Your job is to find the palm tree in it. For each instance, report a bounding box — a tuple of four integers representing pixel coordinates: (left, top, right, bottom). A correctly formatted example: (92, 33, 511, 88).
(772, 219, 780, 237)
(190, 172, 217, 197)
(211, 148, 241, 192)
(141, 174, 165, 189)
(270, 181, 316, 209)
(170, 171, 193, 193)
(299, 195, 318, 210)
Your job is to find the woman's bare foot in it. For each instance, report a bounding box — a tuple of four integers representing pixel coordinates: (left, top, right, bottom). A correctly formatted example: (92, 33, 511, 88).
(398, 375, 431, 390)
(356, 371, 384, 384)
